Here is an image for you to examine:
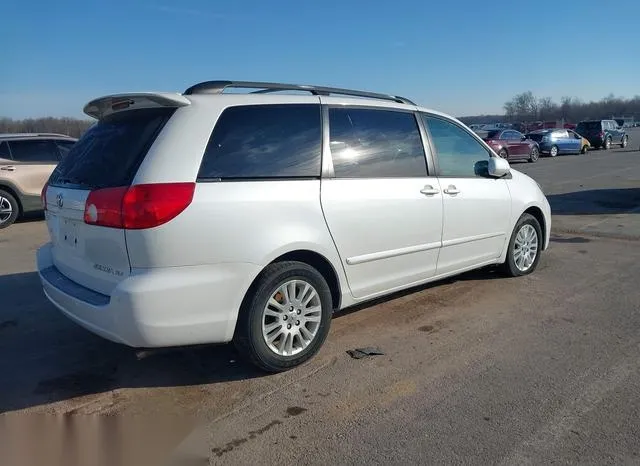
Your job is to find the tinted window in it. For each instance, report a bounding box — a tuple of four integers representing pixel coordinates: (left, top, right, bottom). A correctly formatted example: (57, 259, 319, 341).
(49, 108, 174, 189)
(199, 104, 321, 180)
(55, 140, 76, 157)
(576, 121, 601, 133)
(0, 141, 10, 160)
(329, 108, 426, 178)
(485, 130, 501, 139)
(423, 115, 491, 177)
(8, 140, 60, 163)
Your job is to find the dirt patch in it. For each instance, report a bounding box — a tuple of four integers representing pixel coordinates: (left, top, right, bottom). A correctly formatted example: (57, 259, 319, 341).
(286, 406, 307, 416)
(550, 236, 591, 244)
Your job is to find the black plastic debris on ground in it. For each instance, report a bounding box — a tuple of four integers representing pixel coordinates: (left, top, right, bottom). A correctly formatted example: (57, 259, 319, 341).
(346, 347, 385, 359)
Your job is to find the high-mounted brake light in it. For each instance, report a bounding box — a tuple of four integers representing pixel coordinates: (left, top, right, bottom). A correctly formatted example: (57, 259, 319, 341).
(84, 183, 195, 229)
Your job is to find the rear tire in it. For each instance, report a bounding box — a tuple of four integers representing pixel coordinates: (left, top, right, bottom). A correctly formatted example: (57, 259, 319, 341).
(0, 189, 19, 229)
(603, 137, 611, 150)
(580, 144, 588, 154)
(501, 213, 542, 277)
(498, 149, 508, 159)
(549, 145, 559, 157)
(621, 135, 628, 148)
(234, 261, 333, 372)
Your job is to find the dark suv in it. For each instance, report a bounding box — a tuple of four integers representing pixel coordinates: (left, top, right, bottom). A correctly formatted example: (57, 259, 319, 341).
(575, 120, 628, 150)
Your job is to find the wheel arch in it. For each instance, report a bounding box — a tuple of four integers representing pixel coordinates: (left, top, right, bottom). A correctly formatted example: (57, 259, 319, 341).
(240, 248, 343, 317)
(0, 182, 23, 215)
(523, 206, 547, 250)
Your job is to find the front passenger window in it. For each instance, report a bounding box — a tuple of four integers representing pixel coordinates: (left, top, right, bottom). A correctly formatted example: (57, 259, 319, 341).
(422, 115, 491, 177)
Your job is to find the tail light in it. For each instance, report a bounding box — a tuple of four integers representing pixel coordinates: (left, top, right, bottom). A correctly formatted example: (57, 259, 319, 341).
(599, 131, 605, 138)
(41, 182, 48, 210)
(84, 183, 195, 229)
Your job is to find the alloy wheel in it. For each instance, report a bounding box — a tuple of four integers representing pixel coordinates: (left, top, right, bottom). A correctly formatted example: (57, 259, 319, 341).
(0, 196, 13, 224)
(513, 224, 539, 272)
(262, 279, 322, 356)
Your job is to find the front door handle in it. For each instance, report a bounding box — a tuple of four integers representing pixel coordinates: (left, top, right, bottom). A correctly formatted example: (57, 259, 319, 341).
(444, 185, 460, 195)
(420, 185, 440, 196)
(0, 166, 15, 172)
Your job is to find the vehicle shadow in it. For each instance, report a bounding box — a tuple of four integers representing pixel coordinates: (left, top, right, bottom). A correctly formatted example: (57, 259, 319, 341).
(0, 271, 264, 414)
(547, 188, 640, 215)
(16, 211, 45, 224)
(334, 265, 505, 320)
(1, 265, 507, 413)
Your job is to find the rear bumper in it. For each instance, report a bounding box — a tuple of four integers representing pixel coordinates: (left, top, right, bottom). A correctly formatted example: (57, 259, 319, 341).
(36, 243, 261, 348)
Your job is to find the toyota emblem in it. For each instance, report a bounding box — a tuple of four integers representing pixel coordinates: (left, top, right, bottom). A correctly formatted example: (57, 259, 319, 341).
(56, 193, 64, 208)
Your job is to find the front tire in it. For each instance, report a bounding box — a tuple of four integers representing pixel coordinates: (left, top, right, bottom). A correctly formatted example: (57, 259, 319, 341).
(528, 146, 539, 163)
(603, 137, 611, 150)
(234, 261, 333, 372)
(549, 145, 559, 157)
(501, 213, 542, 277)
(621, 135, 628, 148)
(498, 148, 508, 159)
(581, 144, 588, 154)
(0, 189, 19, 229)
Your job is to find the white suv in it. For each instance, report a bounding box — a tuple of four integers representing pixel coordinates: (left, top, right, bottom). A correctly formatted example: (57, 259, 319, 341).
(37, 81, 551, 372)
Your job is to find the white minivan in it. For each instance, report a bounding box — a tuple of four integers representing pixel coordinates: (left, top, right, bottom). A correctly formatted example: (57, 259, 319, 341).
(37, 81, 551, 372)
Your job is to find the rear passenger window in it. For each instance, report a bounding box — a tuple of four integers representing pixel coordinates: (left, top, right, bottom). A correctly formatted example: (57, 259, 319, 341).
(328, 108, 427, 178)
(0, 141, 10, 160)
(422, 115, 491, 177)
(55, 140, 76, 157)
(199, 104, 321, 180)
(8, 140, 60, 163)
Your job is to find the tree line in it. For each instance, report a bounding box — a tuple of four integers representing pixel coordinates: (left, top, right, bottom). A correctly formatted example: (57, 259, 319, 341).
(0, 117, 94, 138)
(3, 93, 640, 137)
(461, 92, 640, 125)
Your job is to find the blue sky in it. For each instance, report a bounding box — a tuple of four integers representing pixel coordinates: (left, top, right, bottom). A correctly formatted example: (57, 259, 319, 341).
(2, 0, 639, 119)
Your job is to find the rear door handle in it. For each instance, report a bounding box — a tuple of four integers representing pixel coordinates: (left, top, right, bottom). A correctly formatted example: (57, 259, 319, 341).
(0, 166, 15, 172)
(420, 185, 440, 196)
(444, 185, 460, 195)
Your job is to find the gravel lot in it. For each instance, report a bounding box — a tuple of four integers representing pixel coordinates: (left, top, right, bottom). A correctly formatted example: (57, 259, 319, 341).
(1, 129, 639, 464)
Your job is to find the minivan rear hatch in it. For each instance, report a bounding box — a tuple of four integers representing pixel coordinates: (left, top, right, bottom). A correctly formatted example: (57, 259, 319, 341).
(44, 99, 183, 295)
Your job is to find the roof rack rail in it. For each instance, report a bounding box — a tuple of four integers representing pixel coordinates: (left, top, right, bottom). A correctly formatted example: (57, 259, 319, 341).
(182, 80, 416, 105)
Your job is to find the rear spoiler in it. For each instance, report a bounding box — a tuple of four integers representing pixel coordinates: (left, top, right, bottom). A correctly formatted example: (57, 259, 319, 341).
(83, 93, 191, 119)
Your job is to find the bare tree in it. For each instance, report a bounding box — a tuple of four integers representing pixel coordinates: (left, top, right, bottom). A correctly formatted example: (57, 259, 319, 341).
(0, 117, 93, 138)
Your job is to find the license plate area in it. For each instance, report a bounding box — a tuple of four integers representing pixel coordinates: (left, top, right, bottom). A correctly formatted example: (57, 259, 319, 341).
(51, 214, 81, 250)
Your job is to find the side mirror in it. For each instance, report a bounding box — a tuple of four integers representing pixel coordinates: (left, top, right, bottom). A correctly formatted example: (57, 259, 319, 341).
(488, 157, 510, 178)
(521, 135, 527, 141)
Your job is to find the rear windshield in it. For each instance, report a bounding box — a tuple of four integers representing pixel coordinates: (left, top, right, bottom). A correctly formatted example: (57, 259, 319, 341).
(527, 133, 544, 142)
(49, 108, 174, 189)
(576, 121, 600, 133)
(485, 130, 501, 139)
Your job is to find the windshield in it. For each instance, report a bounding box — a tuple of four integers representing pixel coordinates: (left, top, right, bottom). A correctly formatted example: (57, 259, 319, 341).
(576, 121, 601, 133)
(49, 108, 175, 189)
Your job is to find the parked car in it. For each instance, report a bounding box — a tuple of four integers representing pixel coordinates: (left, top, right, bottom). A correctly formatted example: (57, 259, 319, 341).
(37, 81, 552, 372)
(481, 129, 540, 162)
(563, 123, 577, 130)
(525, 129, 588, 156)
(575, 120, 628, 150)
(0, 133, 77, 228)
(510, 122, 527, 133)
